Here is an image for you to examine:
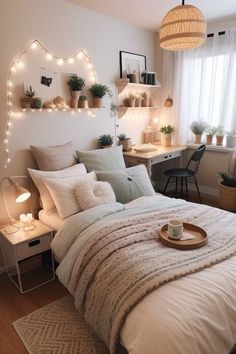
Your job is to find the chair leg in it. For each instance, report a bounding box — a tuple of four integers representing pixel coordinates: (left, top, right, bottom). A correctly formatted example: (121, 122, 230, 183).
(175, 177, 178, 198)
(180, 177, 184, 196)
(185, 177, 189, 200)
(193, 176, 201, 202)
(163, 176, 171, 194)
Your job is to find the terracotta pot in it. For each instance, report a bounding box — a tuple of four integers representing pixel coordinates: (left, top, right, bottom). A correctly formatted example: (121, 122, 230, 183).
(216, 135, 224, 146)
(20, 97, 33, 109)
(70, 98, 78, 108)
(93, 97, 103, 108)
(70, 91, 80, 100)
(161, 133, 172, 147)
(194, 134, 202, 144)
(78, 100, 88, 109)
(128, 98, 135, 107)
(206, 134, 213, 145)
(141, 98, 149, 107)
(135, 98, 141, 107)
(118, 138, 132, 151)
(219, 181, 236, 212)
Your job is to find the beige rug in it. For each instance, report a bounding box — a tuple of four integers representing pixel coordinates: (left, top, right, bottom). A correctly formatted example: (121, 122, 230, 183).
(13, 295, 109, 354)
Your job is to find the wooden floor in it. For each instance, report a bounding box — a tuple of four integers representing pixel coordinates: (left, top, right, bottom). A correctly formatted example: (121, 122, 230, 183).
(0, 273, 68, 354)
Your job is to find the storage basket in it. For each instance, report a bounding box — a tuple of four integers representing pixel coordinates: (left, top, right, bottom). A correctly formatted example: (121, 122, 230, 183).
(218, 181, 236, 212)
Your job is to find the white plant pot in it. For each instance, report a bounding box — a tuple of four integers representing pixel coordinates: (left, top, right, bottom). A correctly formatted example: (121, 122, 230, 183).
(226, 136, 236, 148)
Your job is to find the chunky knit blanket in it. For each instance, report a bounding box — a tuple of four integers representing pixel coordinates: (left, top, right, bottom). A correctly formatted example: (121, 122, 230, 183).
(55, 199, 236, 354)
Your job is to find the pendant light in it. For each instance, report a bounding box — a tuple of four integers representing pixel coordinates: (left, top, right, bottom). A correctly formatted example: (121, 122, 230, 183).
(159, 0, 206, 51)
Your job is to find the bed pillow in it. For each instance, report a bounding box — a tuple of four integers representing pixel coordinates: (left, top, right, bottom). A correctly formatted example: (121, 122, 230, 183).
(28, 164, 87, 212)
(76, 146, 126, 172)
(96, 164, 155, 203)
(44, 172, 96, 219)
(75, 180, 116, 210)
(30, 141, 77, 171)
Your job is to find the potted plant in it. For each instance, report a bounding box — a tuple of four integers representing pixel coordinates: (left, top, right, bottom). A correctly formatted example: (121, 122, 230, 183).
(190, 121, 207, 144)
(141, 92, 149, 107)
(135, 96, 142, 107)
(78, 95, 88, 109)
(90, 83, 112, 108)
(225, 131, 236, 148)
(20, 86, 36, 109)
(98, 134, 114, 148)
(205, 126, 217, 145)
(127, 94, 136, 107)
(218, 151, 236, 212)
(117, 133, 132, 151)
(160, 125, 174, 147)
(67, 75, 85, 108)
(215, 126, 224, 146)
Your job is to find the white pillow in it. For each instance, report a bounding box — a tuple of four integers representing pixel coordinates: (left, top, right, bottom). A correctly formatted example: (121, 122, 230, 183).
(44, 172, 96, 219)
(28, 164, 87, 212)
(75, 180, 116, 210)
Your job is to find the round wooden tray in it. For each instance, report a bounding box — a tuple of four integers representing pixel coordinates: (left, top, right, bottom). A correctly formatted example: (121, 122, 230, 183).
(159, 222, 208, 250)
(133, 144, 157, 152)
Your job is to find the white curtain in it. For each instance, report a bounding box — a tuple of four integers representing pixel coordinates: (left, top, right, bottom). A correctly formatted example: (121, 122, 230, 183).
(161, 28, 236, 145)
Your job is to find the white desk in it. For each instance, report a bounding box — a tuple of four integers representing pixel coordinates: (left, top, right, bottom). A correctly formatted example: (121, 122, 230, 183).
(123, 146, 187, 187)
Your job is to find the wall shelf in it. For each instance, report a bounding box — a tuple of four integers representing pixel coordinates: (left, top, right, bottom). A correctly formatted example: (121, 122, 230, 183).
(21, 107, 105, 113)
(117, 106, 161, 118)
(116, 82, 161, 94)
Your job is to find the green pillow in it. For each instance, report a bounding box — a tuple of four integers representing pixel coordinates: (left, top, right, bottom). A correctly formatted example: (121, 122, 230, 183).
(96, 165, 155, 203)
(77, 146, 126, 172)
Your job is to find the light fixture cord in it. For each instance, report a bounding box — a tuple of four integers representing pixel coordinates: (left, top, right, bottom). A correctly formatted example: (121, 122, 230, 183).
(182, 0, 185, 4)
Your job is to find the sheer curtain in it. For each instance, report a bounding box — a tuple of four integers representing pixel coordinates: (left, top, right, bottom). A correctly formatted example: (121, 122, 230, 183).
(161, 28, 236, 145)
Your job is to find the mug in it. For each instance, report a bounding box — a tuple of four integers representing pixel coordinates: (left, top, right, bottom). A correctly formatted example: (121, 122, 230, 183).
(168, 219, 183, 240)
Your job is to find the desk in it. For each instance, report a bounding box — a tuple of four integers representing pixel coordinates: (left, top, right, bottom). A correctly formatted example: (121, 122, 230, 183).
(123, 146, 187, 187)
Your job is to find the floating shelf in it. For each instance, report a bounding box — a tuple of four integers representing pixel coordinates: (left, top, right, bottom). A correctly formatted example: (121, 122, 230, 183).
(117, 106, 161, 118)
(116, 82, 161, 93)
(21, 107, 105, 113)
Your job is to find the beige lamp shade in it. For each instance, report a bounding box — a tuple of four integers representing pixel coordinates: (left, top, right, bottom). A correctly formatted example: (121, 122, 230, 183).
(160, 3, 206, 51)
(7, 178, 31, 203)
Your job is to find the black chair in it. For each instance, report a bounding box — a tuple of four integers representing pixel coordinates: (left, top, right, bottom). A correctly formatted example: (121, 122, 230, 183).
(163, 144, 206, 202)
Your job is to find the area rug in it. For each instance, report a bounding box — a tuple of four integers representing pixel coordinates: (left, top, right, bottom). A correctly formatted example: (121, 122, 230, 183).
(13, 295, 109, 354)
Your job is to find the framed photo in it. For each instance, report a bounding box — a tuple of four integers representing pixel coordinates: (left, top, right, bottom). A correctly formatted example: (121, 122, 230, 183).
(119, 51, 146, 81)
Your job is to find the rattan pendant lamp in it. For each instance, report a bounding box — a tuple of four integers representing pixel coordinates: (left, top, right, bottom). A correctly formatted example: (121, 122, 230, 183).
(160, 0, 206, 51)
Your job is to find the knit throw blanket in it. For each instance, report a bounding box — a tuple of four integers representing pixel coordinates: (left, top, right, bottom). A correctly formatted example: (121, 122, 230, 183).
(73, 202, 236, 354)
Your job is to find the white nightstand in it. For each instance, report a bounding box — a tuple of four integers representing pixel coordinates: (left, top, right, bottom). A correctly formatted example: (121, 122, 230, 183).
(0, 220, 55, 293)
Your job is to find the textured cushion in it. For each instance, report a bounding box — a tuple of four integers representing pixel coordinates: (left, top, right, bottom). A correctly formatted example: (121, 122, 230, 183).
(44, 172, 96, 219)
(75, 181, 116, 210)
(76, 146, 126, 172)
(28, 164, 87, 212)
(96, 164, 155, 203)
(30, 141, 77, 171)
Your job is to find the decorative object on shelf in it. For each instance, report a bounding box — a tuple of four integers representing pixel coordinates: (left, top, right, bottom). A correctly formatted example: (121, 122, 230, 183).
(141, 71, 157, 85)
(0, 176, 31, 234)
(133, 144, 157, 153)
(127, 72, 138, 83)
(43, 101, 56, 109)
(205, 126, 217, 145)
(159, 0, 206, 51)
(116, 78, 130, 85)
(54, 96, 69, 109)
(67, 75, 85, 108)
(117, 133, 132, 152)
(78, 95, 88, 109)
(143, 126, 156, 144)
(127, 94, 136, 107)
(215, 126, 225, 146)
(141, 92, 149, 107)
(135, 96, 142, 107)
(160, 125, 174, 147)
(190, 121, 207, 144)
(20, 85, 36, 108)
(149, 97, 157, 107)
(98, 134, 114, 149)
(225, 131, 236, 148)
(119, 51, 146, 82)
(19, 213, 34, 231)
(90, 83, 112, 108)
(164, 95, 173, 108)
(218, 151, 236, 212)
(32, 97, 42, 109)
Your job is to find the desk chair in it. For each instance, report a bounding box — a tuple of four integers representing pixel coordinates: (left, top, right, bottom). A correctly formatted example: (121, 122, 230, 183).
(163, 144, 206, 202)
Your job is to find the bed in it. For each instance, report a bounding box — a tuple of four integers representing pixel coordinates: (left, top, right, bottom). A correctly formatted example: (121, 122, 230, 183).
(50, 195, 236, 354)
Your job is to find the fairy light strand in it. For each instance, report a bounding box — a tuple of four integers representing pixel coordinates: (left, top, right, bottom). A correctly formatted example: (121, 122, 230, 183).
(4, 39, 97, 169)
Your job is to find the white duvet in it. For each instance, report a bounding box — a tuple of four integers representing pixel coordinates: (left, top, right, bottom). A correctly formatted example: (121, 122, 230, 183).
(51, 196, 236, 354)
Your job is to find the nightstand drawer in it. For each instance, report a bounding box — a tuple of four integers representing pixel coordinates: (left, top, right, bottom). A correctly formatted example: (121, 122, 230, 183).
(16, 233, 52, 261)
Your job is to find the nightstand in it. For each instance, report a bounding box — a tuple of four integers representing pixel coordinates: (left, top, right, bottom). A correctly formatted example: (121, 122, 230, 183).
(0, 220, 55, 293)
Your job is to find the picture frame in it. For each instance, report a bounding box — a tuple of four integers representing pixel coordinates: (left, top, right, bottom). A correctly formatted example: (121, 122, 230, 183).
(119, 51, 147, 81)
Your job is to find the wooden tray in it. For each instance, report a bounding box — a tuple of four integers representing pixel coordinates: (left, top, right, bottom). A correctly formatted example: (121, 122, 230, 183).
(133, 144, 157, 152)
(159, 222, 207, 250)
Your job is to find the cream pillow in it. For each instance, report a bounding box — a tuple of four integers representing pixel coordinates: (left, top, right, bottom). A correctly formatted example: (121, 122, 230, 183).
(30, 141, 77, 171)
(28, 164, 87, 212)
(44, 172, 96, 219)
(75, 180, 116, 210)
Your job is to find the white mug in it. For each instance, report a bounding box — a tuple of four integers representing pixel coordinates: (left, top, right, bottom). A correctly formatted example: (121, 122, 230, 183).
(168, 219, 183, 240)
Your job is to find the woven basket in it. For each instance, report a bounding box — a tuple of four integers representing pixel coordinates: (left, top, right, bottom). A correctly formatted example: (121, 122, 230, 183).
(218, 181, 236, 212)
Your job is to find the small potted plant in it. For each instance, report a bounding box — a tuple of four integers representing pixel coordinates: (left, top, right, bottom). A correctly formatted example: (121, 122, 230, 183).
(135, 95, 142, 107)
(215, 126, 224, 146)
(67, 75, 85, 108)
(98, 134, 114, 148)
(225, 131, 236, 148)
(190, 121, 207, 144)
(218, 151, 236, 212)
(117, 133, 132, 151)
(90, 83, 112, 108)
(160, 125, 174, 147)
(127, 94, 136, 107)
(20, 86, 36, 109)
(205, 126, 217, 145)
(78, 95, 88, 109)
(141, 92, 149, 107)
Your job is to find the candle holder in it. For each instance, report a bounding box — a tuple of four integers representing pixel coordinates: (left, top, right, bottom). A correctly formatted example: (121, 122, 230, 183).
(19, 213, 35, 231)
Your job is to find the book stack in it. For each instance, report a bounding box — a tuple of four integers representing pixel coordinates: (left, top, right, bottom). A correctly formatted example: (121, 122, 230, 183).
(141, 72, 158, 85)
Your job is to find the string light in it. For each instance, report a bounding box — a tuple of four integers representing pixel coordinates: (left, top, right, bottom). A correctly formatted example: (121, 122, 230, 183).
(4, 39, 97, 169)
